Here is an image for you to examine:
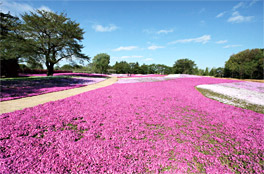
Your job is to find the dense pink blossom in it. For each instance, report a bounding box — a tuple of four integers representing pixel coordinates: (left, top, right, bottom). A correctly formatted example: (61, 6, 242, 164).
(1, 77, 106, 101)
(0, 77, 263, 173)
(19, 73, 108, 78)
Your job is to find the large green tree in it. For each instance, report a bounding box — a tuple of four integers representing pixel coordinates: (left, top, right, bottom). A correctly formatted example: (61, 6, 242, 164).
(172, 58, 197, 74)
(129, 62, 141, 74)
(224, 48, 263, 79)
(155, 64, 172, 74)
(0, 12, 24, 77)
(20, 10, 89, 76)
(113, 61, 131, 74)
(92, 53, 110, 74)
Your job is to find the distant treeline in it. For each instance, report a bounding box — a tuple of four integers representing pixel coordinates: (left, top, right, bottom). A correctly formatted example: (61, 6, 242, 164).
(1, 11, 263, 79)
(14, 48, 264, 80)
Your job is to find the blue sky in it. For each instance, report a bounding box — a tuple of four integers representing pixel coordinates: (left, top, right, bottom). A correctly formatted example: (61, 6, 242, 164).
(1, 0, 263, 69)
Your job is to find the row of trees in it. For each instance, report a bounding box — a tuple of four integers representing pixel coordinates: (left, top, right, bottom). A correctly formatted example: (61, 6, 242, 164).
(89, 56, 225, 77)
(1, 10, 263, 79)
(28, 48, 262, 79)
(1, 10, 89, 77)
(88, 49, 262, 79)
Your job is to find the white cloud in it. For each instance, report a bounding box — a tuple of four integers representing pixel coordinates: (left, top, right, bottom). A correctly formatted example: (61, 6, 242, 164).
(216, 12, 226, 18)
(250, 0, 258, 6)
(228, 11, 253, 23)
(168, 35, 211, 44)
(144, 58, 153, 61)
(216, 40, 228, 44)
(112, 46, 138, 51)
(92, 24, 118, 32)
(156, 29, 174, 34)
(233, 2, 244, 11)
(223, 45, 242, 48)
(1, 0, 51, 16)
(38, 6, 52, 12)
(143, 29, 173, 34)
(147, 45, 164, 50)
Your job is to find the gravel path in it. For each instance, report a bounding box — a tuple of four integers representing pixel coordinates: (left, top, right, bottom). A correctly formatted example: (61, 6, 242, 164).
(0, 77, 117, 114)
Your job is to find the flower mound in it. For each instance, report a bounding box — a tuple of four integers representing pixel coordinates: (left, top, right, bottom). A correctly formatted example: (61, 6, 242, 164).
(0, 78, 263, 173)
(1, 77, 106, 101)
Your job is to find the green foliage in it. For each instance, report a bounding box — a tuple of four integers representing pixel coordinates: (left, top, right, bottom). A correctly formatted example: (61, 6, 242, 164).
(92, 53, 110, 74)
(208, 67, 224, 77)
(56, 63, 88, 72)
(112, 61, 172, 74)
(0, 12, 24, 77)
(224, 48, 263, 79)
(60, 64, 75, 71)
(26, 57, 44, 69)
(140, 64, 149, 74)
(203, 67, 209, 76)
(148, 64, 172, 74)
(129, 62, 141, 74)
(20, 10, 89, 76)
(113, 61, 131, 74)
(172, 58, 197, 74)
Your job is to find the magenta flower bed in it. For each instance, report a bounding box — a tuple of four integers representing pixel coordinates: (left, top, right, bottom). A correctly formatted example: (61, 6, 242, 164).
(0, 78, 263, 173)
(19, 73, 108, 78)
(0, 77, 106, 101)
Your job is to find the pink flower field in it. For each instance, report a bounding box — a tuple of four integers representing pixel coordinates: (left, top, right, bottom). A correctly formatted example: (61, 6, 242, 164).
(0, 77, 263, 173)
(116, 74, 167, 78)
(1, 76, 106, 102)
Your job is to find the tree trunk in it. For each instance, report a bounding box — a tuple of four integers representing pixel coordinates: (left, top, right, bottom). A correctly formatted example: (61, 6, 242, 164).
(46, 62, 54, 76)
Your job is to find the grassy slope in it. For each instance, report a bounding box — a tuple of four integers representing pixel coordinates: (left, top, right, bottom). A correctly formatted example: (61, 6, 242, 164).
(196, 87, 264, 114)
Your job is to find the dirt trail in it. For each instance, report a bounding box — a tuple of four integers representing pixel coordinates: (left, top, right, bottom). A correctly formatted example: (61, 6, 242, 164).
(0, 77, 117, 114)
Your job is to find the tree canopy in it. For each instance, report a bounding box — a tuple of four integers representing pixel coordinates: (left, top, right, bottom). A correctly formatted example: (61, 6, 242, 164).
(172, 58, 197, 74)
(20, 10, 89, 76)
(224, 48, 263, 79)
(0, 12, 24, 77)
(92, 53, 110, 74)
(1, 11, 262, 80)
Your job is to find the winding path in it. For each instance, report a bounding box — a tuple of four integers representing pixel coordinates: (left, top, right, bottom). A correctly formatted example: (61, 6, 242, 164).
(0, 77, 117, 114)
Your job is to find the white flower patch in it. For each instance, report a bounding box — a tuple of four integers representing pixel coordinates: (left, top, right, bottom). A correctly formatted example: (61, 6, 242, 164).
(197, 84, 264, 106)
(166, 74, 182, 78)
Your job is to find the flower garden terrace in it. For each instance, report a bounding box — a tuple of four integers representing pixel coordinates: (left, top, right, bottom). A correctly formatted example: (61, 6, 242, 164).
(0, 75, 263, 173)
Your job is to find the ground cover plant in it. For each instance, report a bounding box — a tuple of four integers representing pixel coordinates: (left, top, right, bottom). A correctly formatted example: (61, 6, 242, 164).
(197, 81, 264, 114)
(116, 76, 171, 83)
(116, 74, 202, 83)
(19, 73, 108, 78)
(0, 77, 263, 173)
(0, 76, 106, 101)
(117, 74, 166, 78)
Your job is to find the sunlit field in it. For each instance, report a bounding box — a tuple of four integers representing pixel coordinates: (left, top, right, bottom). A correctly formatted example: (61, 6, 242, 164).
(1, 75, 263, 173)
(1, 0, 263, 173)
